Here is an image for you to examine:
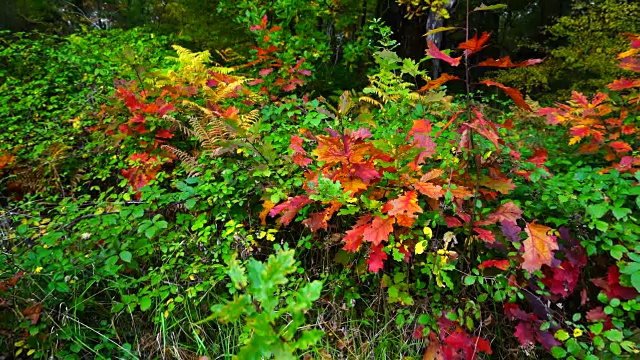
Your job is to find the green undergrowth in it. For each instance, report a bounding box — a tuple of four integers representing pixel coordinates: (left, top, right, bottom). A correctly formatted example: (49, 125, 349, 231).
(1, 13, 639, 360)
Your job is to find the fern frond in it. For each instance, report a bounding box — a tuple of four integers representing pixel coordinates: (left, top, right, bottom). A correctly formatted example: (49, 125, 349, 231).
(359, 96, 383, 108)
(161, 145, 201, 177)
(162, 115, 197, 138)
(239, 109, 260, 129)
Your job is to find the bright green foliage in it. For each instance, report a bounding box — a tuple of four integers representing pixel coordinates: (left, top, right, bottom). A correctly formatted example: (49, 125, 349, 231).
(493, 0, 640, 99)
(201, 248, 324, 360)
(0, 29, 172, 195)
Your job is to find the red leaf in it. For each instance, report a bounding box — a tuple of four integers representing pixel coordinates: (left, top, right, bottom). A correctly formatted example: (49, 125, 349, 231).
(445, 216, 463, 227)
(343, 215, 373, 252)
(413, 325, 425, 339)
(479, 80, 531, 111)
(155, 129, 174, 139)
(474, 228, 496, 243)
(542, 261, 581, 297)
(363, 216, 395, 245)
(609, 141, 632, 153)
(130, 113, 146, 123)
(302, 202, 342, 232)
(367, 243, 387, 273)
(426, 40, 462, 67)
(289, 135, 307, 154)
(478, 259, 510, 270)
(586, 307, 608, 322)
(607, 78, 640, 90)
(591, 265, 638, 300)
(282, 83, 296, 92)
(269, 195, 312, 225)
(259, 67, 274, 77)
(458, 32, 491, 55)
(521, 222, 558, 273)
(417, 73, 460, 92)
(478, 56, 543, 68)
(514, 322, 536, 347)
(619, 57, 640, 72)
(22, 303, 43, 325)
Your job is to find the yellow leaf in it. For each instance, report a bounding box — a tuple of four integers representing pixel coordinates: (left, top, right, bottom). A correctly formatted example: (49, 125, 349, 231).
(415, 240, 427, 255)
(423, 226, 433, 239)
(569, 136, 582, 145)
(424, 27, 459, 37)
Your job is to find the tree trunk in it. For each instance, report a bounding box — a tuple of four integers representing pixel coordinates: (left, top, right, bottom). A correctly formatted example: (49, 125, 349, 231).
(425, 0, 458, 79)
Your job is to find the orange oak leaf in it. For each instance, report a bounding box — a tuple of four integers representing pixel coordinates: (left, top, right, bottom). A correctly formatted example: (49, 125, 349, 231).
(450, 185, 474, 199)
(417, 73, 460, 92)
(363, 216, 395, 246)
(522, 222, 559, 273)
(22, 303, 43, 325)
(458, 32, 491, 55)
(480, 176, 515, 194)
(479, 80, 532, 111)
(413, 182, 445, 199)
(426, 40, 461, 67)
(478, 56, 543, 68)
(0, 152, 15, 169)
(259, 200, 276, 226)
(385, 191, 423, 227)
(302, 201, 342, 231)
(486, 201, 523, 224)
(367, 243, 388, 273)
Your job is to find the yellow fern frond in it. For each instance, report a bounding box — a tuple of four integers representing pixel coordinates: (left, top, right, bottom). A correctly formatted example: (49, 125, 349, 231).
(359, 96, 383, 108)
(161, 145, 201, 177)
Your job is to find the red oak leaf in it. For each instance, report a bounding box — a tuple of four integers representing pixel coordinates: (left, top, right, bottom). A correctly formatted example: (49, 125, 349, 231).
(458, 31, 491, 55)
(363, 216, 395, 245)
(514, 322, 536, 347)
(586, 307, 608, 322)
(591, 265, 638, 300)
(542, 260, 581, 298)
(259, 67, 274, 77)
(478, 56, 543, 68)
(609, 141, 632, 153)
(478, 259, 510, 270)
(343, 215, 373, 252)
(155, 129, 174, 139)
(445, 216, 463, 227)
(474, 228, 496, 243)
(521, 222, 559, 273)
(607, 78, 640, 90)
(417, 73, 460, 92)
(426, 40, 462, 66)
(268, 195, 312, 225)
(367, 243, 388, 273)
(479, 80, 532, 111)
